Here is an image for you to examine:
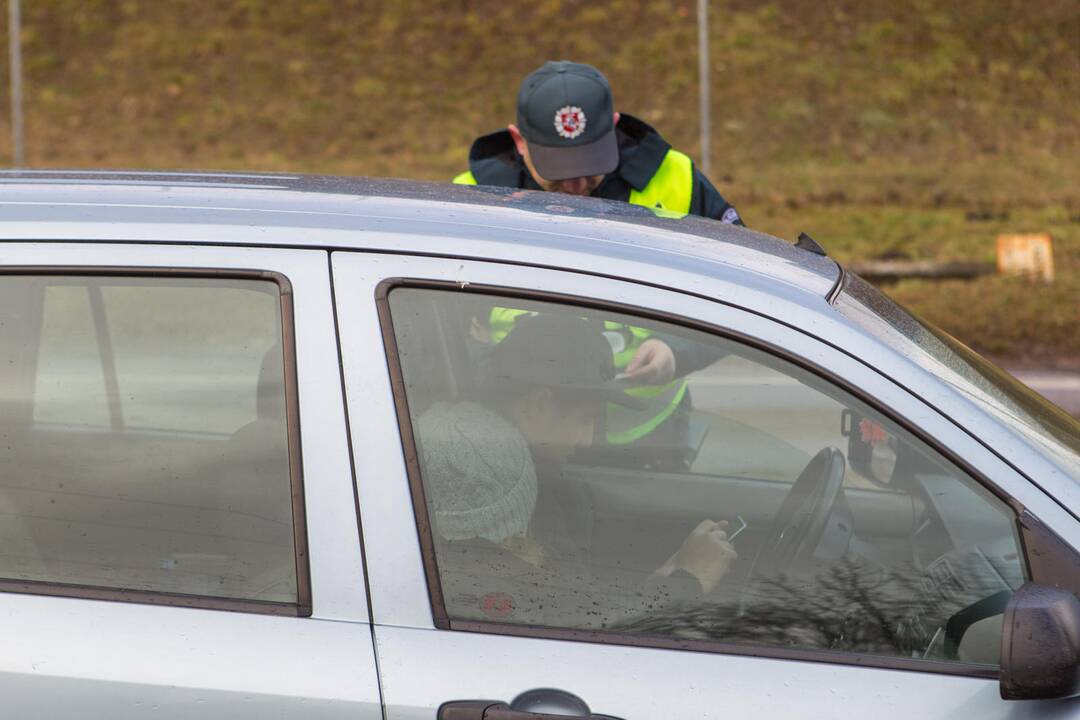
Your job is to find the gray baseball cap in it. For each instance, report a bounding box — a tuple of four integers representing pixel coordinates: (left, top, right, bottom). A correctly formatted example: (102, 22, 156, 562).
(488, 313, 644, 410)
(516, 61, 619, 181)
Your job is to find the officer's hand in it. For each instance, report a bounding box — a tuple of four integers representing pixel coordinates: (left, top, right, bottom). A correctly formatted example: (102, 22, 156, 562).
(658, 519, 738, 594)
(623, 338, 676, 384)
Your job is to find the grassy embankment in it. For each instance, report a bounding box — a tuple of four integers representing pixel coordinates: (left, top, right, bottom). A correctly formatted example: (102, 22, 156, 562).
(1, 0, 1077, 363)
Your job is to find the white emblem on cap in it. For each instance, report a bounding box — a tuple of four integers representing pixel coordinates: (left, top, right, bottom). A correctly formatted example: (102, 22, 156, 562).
(554, 105, 587, 140)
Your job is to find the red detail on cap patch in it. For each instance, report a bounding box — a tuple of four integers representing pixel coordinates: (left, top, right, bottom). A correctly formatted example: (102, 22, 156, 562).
(554, 105, 587, 140)
(481, 592, 514, 619)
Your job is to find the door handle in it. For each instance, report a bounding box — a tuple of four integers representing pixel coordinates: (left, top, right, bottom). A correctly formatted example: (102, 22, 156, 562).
(440, 698, 622, 720)
(440, 702, 585, 720)
(438, 702, 502, 720)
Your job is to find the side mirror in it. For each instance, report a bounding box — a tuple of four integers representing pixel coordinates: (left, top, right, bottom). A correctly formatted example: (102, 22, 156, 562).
(1001, 582, 1080, 700)
(840, 410, 898, 487)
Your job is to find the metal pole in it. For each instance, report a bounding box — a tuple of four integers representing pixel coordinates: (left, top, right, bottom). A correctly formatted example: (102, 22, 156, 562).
(9, 0, 24, 166)
(697, 0, 710, 177)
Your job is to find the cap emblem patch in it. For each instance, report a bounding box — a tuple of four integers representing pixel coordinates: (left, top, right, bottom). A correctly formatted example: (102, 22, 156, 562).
(554, 105, 587, 140)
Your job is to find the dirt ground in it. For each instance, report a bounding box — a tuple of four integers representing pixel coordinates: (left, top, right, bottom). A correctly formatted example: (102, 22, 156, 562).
(1, 0, 1077, 363)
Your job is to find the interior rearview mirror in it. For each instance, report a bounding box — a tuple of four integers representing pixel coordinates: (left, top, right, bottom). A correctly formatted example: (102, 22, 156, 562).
(1000, 582, 1080, 700)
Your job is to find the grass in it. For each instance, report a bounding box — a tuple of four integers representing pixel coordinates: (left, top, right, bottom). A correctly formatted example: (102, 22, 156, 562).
(0, 0, 1077, 361)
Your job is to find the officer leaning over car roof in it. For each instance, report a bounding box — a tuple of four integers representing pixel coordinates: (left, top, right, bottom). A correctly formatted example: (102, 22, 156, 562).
(456, 61, 732, 468)
(454, 59, 743, 224)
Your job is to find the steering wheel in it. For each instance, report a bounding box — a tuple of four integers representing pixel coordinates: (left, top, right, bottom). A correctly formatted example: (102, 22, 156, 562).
(755, 447, 847, 577)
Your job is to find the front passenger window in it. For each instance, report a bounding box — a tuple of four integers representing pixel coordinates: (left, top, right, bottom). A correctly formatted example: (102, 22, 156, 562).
(387, 287, 1025, 667)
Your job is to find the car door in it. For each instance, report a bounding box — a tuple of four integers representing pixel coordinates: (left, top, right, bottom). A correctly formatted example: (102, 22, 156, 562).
(332, 251, 1079, 720)
(0, 242, 380, 718)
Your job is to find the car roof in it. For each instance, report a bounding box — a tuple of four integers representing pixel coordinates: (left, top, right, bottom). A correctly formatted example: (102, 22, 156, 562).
(0, 170, 840, 307)
(3, 171, 1076, 509)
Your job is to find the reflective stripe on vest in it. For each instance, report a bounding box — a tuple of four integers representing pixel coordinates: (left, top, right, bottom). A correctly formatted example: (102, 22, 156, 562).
(606, 377, 688, 445)
(487, 307, 687, 446)
(628, 148, 693, 215)
(457, 148, 692, 215)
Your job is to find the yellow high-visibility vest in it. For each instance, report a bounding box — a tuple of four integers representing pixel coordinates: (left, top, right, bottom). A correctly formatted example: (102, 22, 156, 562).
(454, 148, 694, 218)
(455, 147, 697, 443)
(628, 148, 693, 215)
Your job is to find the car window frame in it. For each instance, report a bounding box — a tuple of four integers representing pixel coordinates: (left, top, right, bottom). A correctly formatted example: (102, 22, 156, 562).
(375, 276, 1078, 679)
(0, 266, 311, 617)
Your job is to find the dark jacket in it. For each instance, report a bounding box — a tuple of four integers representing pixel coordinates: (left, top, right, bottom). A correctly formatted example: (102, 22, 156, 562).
(462, 114, 744, 225)
(437, 535, 707, 630)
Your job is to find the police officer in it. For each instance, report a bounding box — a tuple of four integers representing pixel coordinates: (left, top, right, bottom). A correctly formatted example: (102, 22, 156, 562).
(481, 307, 716, 471)
(454, 60, 743, 224)
(457, 61, 733, 469)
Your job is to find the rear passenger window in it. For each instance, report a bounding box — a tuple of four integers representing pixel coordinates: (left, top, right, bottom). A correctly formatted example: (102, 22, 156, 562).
(0, 275, 302, 608)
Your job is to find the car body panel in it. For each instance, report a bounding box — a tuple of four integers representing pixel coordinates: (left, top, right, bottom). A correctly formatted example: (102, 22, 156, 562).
(333, 251, 1079, 720)
(0, 241, 379, 716)
(0, 593, 378, 719)
(374, 624, 1069, 720)
(0, 172, 839, 302)
(0, 173, 1073, 512)
(0, 173, 1075, 717)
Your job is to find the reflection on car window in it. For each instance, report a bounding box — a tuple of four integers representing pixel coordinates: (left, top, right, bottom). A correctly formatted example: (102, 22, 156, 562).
(0, 276, 299, 604)
(389, 287, 1026, 666)
(836, 273, 1080, 480)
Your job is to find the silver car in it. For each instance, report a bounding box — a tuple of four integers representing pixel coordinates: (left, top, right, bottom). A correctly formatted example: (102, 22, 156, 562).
(0, 171, 1076, 719)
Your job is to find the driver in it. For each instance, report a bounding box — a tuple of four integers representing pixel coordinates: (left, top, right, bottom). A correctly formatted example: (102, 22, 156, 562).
(415, 313, 737, 627)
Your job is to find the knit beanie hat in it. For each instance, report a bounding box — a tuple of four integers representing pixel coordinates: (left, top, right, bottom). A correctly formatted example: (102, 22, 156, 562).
(417, 401, 538, 543)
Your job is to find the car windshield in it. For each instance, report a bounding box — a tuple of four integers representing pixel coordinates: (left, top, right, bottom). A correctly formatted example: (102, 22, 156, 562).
(835, 274, 1080, 481)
